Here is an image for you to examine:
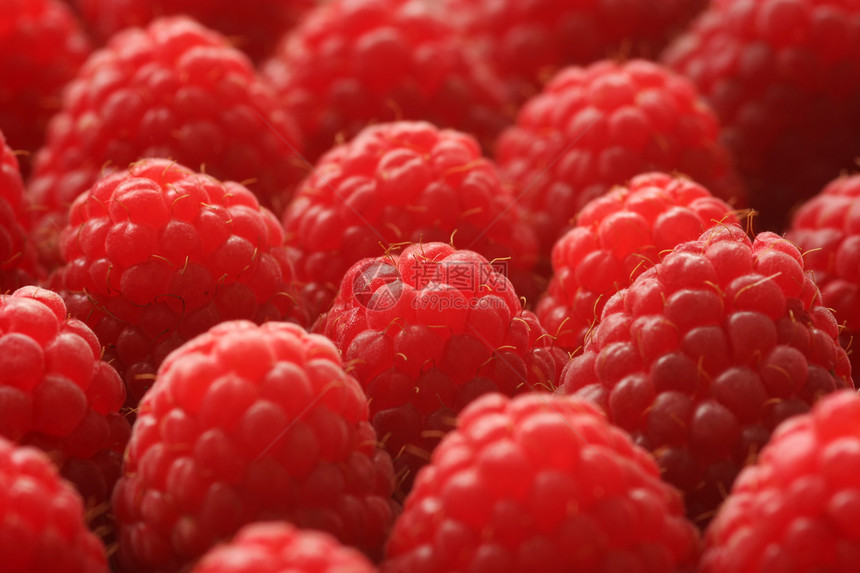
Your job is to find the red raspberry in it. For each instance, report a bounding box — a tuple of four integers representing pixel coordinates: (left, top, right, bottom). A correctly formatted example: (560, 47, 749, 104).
(495, 59, 745, 260)
(0, 0, 91, 175)
(1, 130, 42, 290)
(537, 172, 740, 353)
(383, 392, 701, 572)
(112, 320, 397, 573)
(0, 286, 129, 510)
(284, 121, 539, 322)
(662, 0, 860, 232)
(787, 174, 860, 387)
(190, 522, 377, 573)
(316, 242, 568, 495)
(52, 159, 301, 408)
(261, 0, 513, 164)
(700, 390, 860, 571)
(442, 0, 707, 101)
(558, 224, 854, 524)
(28, 16, 304, 268)
(73, 0, 314, 62)
(0, 436, 109, 573)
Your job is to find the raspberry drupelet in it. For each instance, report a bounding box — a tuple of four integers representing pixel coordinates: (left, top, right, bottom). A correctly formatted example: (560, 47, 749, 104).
(787, 174, 860, 387)
(52, 159, 301, 408)
(283, 121, 539, 322)
(0, 286, 129, 512)
(112, 320, 397, 573)
(0, 436, 110, 573)
(701, 390, 860, 571)
(261, 0, 513, 164)
(1, 130, 42, 291)
(383, 392, 701, 573)
(190, 522, 377, 573)
(28, 16, 304, 268)
(316, 242, 568, 496)
(494, 58, 745, 261)
(557, 224, 853, 524)
(537, 172, 740, 354)
(662, 0, 860, 232)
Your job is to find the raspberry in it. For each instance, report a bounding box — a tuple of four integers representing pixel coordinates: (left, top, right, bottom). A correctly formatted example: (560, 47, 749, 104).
(261, 0, 513, 164)
(284, 121, 539, 321)
(662, 0, 860, 232)
(0, 436, 109, 573)
(537, 172, 740, 353)
(1, 130, 42, 290)
(112, 320, 397, 572)
(0, 286, 129, 511)
(0, 0, 91, 175)
(73, 0, 315, 62)
(495, 59, 745, 259)
(442, 0, 707, 101)
(383, 392, 701, 572)
(700, 390, 860, 571)
(52, 159, 301, 408)
(557, 224, 854, 524)
(28, 16, 304, 268)
(316, 242, 568, 495)
(190, 522, 377, 573)
(787, 174, 860, 387)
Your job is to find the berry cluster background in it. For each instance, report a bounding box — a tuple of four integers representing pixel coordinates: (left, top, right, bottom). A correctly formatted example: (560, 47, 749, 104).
(1, 0, 859, 572)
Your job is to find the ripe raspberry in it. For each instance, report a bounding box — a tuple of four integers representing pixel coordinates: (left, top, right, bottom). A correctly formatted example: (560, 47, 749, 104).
(190, 522, 377, 573)
(700, 390, 860, 571)
(495, 59, 745, 259)
(284, 121, 539, 321)
(261, 0, 513, 164)
(442, 0, 707, 101)
(112, 320, 397, 573)
(0, 436, 109, 573)
(662, 0, 860, 232)
(383, 392, 701, 572)
(316, 242, 568, 495)
(28, 16, 304, 268)
(0, 0, 91, 175)
(787, 174, 860, 387)
(558, 224, 854, 524)
(537, 172, 740, 354)
(52, 159, 301, 408)
(1, 130, 42, 290)
(0, 286, 129, 510)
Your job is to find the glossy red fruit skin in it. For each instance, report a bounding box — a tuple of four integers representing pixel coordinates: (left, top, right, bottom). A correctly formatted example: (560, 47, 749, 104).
(383, 392, 701, 573)
(112, 320, 398, 573)
(700, 390, 860, 572)
(557, 224, 853, 525)
(0, 130, 42, 290)
(53, 159, 301, 408)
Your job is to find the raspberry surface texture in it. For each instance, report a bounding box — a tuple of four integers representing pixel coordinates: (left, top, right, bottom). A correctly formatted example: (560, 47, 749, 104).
(442, 0, 707, 102)
(787, 174, 860, 387)
(662, 0, 860, 232)
(0, 436, 109, 573)
(0, 0, 91, 175)
(28, 16, 304, 267)
(53, 159, 301, 408)
(0, 130, 41, 290)
(0, 286, 129, 510)
(557, 224, 854, 524)
(112, 320, 397, 573)
(283, 121, 539, 321)
(383, 392, 701, 573)
(537, 172, 740, 354)
(316, 242, 568, 495)
(700, 390, 860, 572)
(495, 59, 745, 259)
(261, 0, 513, 164)
(73, 0, 315, 62)
(190, 521, 377, 573)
